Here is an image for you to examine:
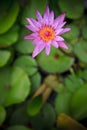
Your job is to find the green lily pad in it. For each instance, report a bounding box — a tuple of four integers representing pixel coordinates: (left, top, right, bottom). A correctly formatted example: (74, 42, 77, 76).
(0, 106, 6, 125)
(71, 84, 87, 120)
(82, 26, 87, 40)
(74, 40, 87, 63)
(9, 106, 29, 125)
(0, 1, 11, 20)
(15, 27, 34, 54)
(0, 50, 11, 67)
(5, 67, 31, 106)
(65, 74, 84, 93)
(62, 24, 80, 40)
(30, 103, 56, 130)
(54, 83, 67, 93)
(15, 39, 34, 54)
(0, 1, 19, 34)
(14, 56, 37, 76)
(37, 47, 74, 73)
(58, 0, 84, 19)
(55, 92, 72, 115)
(27, 95, 42, 116)
(0, 67, 10, 105)
(42, 103, 56, 129)
(21, 0, 48, 24)
(51, 128, 57, 130)
(30, 72, 41, 94)
(7, 125, 31, 130)
(0, 67, 31, 106)
(77, 69, 87, 81)
(49, 0, 61, 17)
(0, 25, 19, 47)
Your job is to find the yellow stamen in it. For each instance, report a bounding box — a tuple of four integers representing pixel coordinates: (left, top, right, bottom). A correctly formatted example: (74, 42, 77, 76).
(39, 26, 55, 42)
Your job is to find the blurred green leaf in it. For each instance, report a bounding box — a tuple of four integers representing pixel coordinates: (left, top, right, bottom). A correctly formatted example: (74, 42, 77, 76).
(0, 25, 19, 47)
(21, 0, 48, 24)
(15, 39, 34, 54)
(0, 67, 11, 105)
(0, 50, 11, 67)
(30, 72, 41, 94)
(74, 40, 87, 63)
(63, 24, 79, 40)
(65, 74, 84, 93)
(58, 0, 84, 19)
(54, 83, 67, 93)
(55, 92, 72, 115)
(71, 84, 87, 120)
(0, 67, 31, 106)
(15, 27, 34, 54)
(49, 0, 60, 17)
(0, 1, 12, 21)
(82, 26, 87, 40)
(37, 47, 74, 73)
(9, 106, 29, 125)
(14, 56, 37, 76)
(0, 106, 6, 125)
(6, 125, 31, 130)
(30, 114, 43, 130)
(42, 103, 56, 129)
(4, 67, 31, 106)
(77, 69, 87, 81)
(0, 1, 19, 34)
(27, 95, 42, 116)
(51, 128, 57, 130)
(30, 103, 56, 130)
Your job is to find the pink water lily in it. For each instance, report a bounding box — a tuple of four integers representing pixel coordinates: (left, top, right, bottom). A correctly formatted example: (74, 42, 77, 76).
(24, 6, 71, 58)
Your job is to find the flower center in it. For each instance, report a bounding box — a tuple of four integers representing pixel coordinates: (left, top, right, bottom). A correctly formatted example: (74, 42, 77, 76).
(39, 26, 55, 42)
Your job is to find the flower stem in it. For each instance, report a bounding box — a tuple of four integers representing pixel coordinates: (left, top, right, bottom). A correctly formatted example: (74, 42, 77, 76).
(32, 84, 46, 99)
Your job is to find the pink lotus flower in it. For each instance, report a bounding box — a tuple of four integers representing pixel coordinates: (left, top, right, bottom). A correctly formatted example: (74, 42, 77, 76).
(24, 6, 71, 58)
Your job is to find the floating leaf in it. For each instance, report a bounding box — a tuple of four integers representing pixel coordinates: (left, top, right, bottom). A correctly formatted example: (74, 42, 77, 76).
(63, 24, 79, 40)
(0, 67, 31, 106)
(30, 72, 41, 94)
(82, 26, 87, 40)
(14, 56, 37, 76)
(0, 67, 11, 105)
(55, 92, 72, 115)
(54, 83, 67, 93)
(0, 106, 6, 125)
(37, 47, 74, 73)
(71, 84, 87, 120)
(30, 103, 56, 130)
(51, 128, 57, 130)
(6, 125, 31, 130)
(15, 27, 34, 54)
(65, 74, 84, 93)
(21, 0, 48, 24)
(74, 41, 87, 63)
(0, 25, 19, 47)
(4, 67, 31, 106)
(42, 103, 56, 129)
(77, 69, 87, 81)
(15, 39, 34, 54)
(49, 0, 60, 17)
(0, 1, 19, 34)
(30, 114, 43, 130)
(9, 106, 29, 125)
(0, 50, 11, 67)
(58, 0, 84, 19)
(27, 95, 42, 116)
